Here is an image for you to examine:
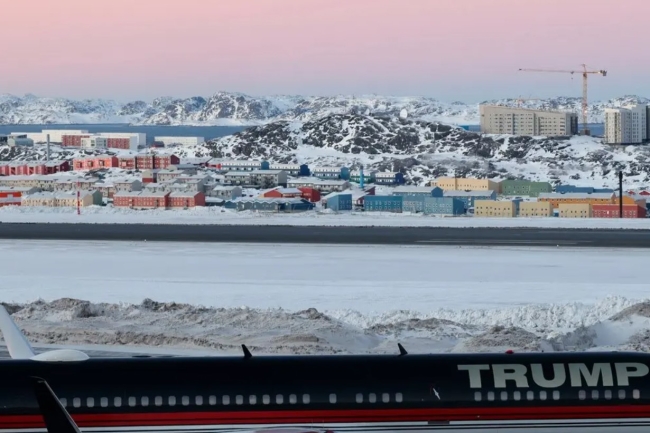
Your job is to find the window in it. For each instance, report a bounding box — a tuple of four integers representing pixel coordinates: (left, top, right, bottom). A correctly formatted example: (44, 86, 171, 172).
(73, 398, 81, 408)
(356, 393, 364, 403)
(474, 392, 482, 402)
(114, 397, 122, 407)
(500, 391, 508, 401)
(513, 391, 521, 401)
(86, 397, 95, 407)
(619, 390, 626, 400)
(553, 391, 560, 401)
(487, 392, 494, 401)
(141, 397, 149, 407)
(369, 393, 377, 403)
(579, 390, 586, 400)
(155, 396, 163, 406)
(395, 393, 403, 403)
(527, 391, 534, 401)
(60, 398, 67, 407)
(222, 396, 230, 405)
(196, 396, 203, 406)
(329, 394, 337, 404)
(302, 394, 310, 404)
(182, 396, 190, 406)
(100, 397, 108, 408)
(289, 394, 297, 404)
(129, 397, 136, 407)
(249, 395, 257, 405)
(633, 390, 640, 400)
(169, 396, 176, 406)
(276, 395, 284, 404)
(604, 390, 612, 400)
(382, 393, 390, 403)
(591, 390, 599, 400)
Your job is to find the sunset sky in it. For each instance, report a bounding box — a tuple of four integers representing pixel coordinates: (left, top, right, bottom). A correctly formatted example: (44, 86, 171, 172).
(2, 0, 646, 102)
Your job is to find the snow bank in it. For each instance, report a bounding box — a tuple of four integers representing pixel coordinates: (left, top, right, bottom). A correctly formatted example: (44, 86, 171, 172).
(2, 205, 650, 229)
(3, 296, 650, 355)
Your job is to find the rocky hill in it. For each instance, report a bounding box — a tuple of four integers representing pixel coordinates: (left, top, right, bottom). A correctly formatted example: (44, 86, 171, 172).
(171, 114, 650, 189)
(1, 92, 648, 126)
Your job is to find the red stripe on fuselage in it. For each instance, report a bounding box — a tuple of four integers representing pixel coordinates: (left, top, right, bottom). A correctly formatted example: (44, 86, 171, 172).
(2, 406, 650, 429)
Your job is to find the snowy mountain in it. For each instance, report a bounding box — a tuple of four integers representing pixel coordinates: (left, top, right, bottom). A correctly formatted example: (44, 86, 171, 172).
(0, 92, 647, 126)
(169, 113, 650, 189)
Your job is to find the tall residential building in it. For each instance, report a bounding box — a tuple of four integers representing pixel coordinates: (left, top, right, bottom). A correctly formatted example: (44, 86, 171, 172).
(479, 105, 578, 136)
(604, 104, 648, 145)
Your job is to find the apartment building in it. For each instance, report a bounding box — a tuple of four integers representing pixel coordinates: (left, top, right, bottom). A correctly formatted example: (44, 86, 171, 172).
(604, 104, 648, 144)
(474, 200, 516, 217)
(479, 105, 578, 136)
(153, 136, 205, 147)
(435, 177, 500, 193)
(538, 192, 614, 209)
(558, 203, 592, 218)
(519, 201, 553, 217)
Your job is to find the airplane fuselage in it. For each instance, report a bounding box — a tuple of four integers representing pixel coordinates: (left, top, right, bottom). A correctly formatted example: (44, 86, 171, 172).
(1, 352, 650, 433)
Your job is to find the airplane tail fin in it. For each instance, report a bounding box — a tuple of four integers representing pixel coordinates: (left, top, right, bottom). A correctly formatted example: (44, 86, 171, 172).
(0, 304, 35, 359)
(31, 377, 81, 433)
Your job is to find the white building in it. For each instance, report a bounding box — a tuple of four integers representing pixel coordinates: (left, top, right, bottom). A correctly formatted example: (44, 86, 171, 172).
(604, 104, 648, 144)
(154, 136, 205, 147)
(80, 136, 107, 149)
(40, 129, 89, 143)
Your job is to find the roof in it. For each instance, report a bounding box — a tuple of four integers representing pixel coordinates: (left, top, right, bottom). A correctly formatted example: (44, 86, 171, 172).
(224, 171, 253, 176)
(250, 169, 285, 175)
(312, 179, 349, 186)
(228, 197, 306, 204)
(444, 190, 496, 197)
(220, 160, 263, 166)
(313, 167, 342, 172)
(375, 172, 400, 177)
(393, 186, 438, 193)
(0, 186, 39, 192)
(114, 191, 169, 198)
(274, 188, 302, 194)
(269, 163, 301, 168)
(538, 192, 614, 200)
(212, 185, 239, 191)
(24, 190, 97, 200)
(54, 177, 100, 184)
(0, 175, 56, 181)
(169, 191, 202, 198)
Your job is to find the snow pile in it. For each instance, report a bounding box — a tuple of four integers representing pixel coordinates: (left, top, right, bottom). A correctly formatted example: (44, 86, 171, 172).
(3, 204, 650, 228)
(4, 297, 650, 355)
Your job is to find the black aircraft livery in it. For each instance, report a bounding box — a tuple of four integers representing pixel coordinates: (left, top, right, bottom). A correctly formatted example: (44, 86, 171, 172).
(1, 352, 650, 432)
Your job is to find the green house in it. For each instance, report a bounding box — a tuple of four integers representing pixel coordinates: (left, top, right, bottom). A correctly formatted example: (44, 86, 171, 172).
(499, 180, 552, 197)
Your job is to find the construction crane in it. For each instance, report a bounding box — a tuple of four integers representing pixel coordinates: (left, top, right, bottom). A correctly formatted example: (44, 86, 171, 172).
(518, 64, 607, 135)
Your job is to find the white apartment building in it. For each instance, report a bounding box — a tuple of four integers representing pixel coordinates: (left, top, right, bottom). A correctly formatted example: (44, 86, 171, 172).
(154, 136, 205, 147)
(604, 104, 648, 145)
(98, 132, 146, 147)
(80, 136, 107, 149)
(479, 105, 578, 136)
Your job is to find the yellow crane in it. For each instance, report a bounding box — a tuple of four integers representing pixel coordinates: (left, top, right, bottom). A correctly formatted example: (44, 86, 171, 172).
(518, 64, 607, 135)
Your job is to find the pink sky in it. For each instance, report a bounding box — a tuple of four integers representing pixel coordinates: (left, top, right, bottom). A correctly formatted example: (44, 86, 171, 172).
(1, 0, 646, 101)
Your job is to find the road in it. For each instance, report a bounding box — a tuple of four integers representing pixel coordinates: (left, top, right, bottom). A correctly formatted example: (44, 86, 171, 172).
(1, 223, 650, 247)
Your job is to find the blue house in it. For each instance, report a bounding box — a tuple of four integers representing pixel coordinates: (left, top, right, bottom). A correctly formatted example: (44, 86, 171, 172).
(267, 163, 310, 176)
(326, 193, 353, 211)
(375, 172, 406, 185)
(312, 166, 350, 181)
(350, 170, 377, 184)
(443, 190, 497, 209)
(225, 198, 313, 212)
(364, 195, 403, 213)
(423, 197, 465, 215)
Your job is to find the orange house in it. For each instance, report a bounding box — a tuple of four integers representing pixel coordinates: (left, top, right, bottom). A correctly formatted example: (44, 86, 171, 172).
(538, 192, 614, 209)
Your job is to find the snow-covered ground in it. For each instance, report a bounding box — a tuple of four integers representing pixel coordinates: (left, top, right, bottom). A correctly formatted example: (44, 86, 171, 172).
(2, 241, 650, 355)
(1, 205, 650, 228)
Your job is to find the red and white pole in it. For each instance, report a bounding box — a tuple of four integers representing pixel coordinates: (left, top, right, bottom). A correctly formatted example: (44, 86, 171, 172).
(77, 181, 81, 215)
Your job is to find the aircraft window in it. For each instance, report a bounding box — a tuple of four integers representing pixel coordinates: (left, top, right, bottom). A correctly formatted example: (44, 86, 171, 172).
(500, 391, 507, 401)
(155, 397, 163, 406)
(222, 396, 230, 405)
(276, 395, 284, 404)
(169, 396, 176, 406)
(633, 390, 640, 400)
(100, 397, 108, 408)
(196, 396, 203, 406)
(539, 391, 547, 401)
(114, 397, 122, 407)
(382, 393, 390, 403)
(591, 390, 599, 400)
(60, 398, 67, 407)
(182, 396, 190, 406)
(513, 391, 521, 401)
(487, 392, 494, 401)
(262, 395, 270, 405)
(235, 395, 243, 405)
(619, 390, 626, 400)
(302, 394, 310, 404)
(129, 397, 136, 407)
(141, 397, 149, 407)
(474, 392, 481, 402)
(526, 391, 534, 401)
(604, 390, 612, 400)
(73, 398, 81, 408)
(289, 394, 297, 404)
(356, 393, 363, 403)
(209, 396, 217, 405)
(329, 393, 337, 404)
(553, 391, 560, 401)
(395, 393, 403, 403)
(579, 390, 586, 400)
(249, 395, 257, 405)
(369, 393, 376, 403)
(87, 397, 95, 408)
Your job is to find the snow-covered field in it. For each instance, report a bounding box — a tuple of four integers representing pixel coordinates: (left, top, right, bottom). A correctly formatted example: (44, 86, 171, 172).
(2, 240, 650, 355)
(2, 205, 650, 228)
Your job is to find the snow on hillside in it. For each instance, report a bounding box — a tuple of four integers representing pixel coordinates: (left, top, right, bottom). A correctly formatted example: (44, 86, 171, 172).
(1, 92, 647, 126)
(167, 114, 650, 188)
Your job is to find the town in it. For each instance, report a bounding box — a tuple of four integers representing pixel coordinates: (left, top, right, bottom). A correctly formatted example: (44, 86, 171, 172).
(0, 128, 647, 219)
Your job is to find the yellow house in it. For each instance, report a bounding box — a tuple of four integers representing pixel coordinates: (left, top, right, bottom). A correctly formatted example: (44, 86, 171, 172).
(435, 177, 500, 193)
(519, 201, 553, 217)
(558, 203, 592, 218)
(22, 190, 102, 207)
(474, 200, 516, 217)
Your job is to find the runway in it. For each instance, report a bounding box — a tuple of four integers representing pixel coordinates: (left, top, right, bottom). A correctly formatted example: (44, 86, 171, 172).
(1, 223, 650, 247)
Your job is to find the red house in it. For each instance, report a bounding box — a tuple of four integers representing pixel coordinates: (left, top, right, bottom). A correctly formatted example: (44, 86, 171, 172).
(0, 187, 35, 206)
(169, 191, 206, 208)
(263, 188, 303, 199)
(592, 204, 646, 219)
(118, 156, 137, 170)
(113, 191, 170, 209)
(62, 134, 90, 147)
(135, 155, 154, 170)
(74, 156, 119, 171)
(44, 160, 70, 174)
(298, 187, 321, 203)
(154, 154, 180, 169)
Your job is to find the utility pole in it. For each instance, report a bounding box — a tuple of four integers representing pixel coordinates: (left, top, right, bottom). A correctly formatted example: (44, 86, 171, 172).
(77, 180, 81, 216)
(618, 171, 623, 218)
